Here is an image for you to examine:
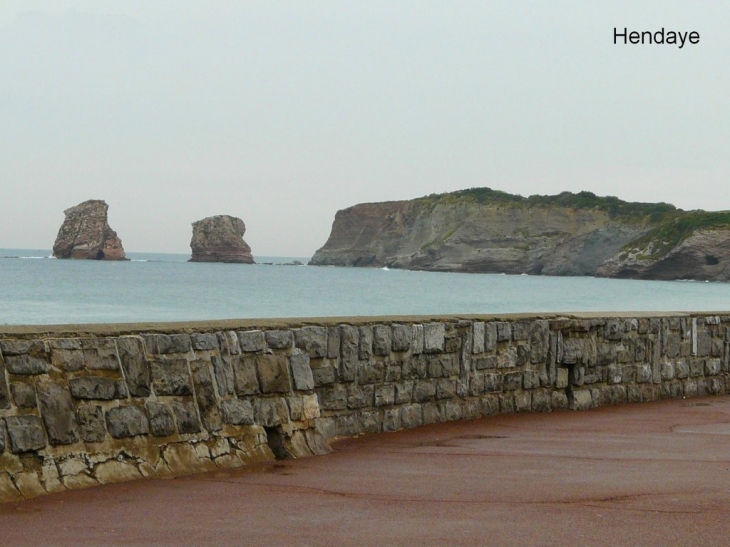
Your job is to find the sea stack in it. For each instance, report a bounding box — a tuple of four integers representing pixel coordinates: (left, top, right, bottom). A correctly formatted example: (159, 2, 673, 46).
(52, 199, 126, 260)
(189, 215, 254, 263)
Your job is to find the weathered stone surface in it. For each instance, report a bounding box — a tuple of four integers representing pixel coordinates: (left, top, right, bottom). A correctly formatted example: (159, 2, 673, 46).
(10, 381, 35, 409)
(290, 353, 314, 391)
(265, 330, 293, 350)
(326, 327, 341, 359)
(424, 323, 445, 353)
(151, 359, 193, 396)
(372, 325, 392, 356)
(69, 377, 117, 400)
(5, 416, 47, 453)
(374, 385, 395, 407)
(190, 333, 218, 351)
(253, 397, 289, 427)
(232, 356, 260, 396)
(37, 381, 79, 445)
(255, 354, 291, 393)
(358, 326, 373, 359)
(52, 199, 126, 260)
(391, 324, 412, 352)
(569, 389, 593, 411)
(238, 331, 265, 353)
(189, 215, 254, 263)
(312, 366, 336, 387)
(157, 334, 192, 355)
(294, 327, 327, 358)
(172, 401, 201, 434)
(472, 322, 485, 354)
(221, 399, 254, 425)
(117, 337, 151, 397)
(190, 360, 222, 431)
(4, 354, 49, 375)
(339, 325, 359, 382)
(106, 405, 149, 438)
(145, 402, 175, 437)
(77, 405, 106, 443)
(0, 420, 5, 452)
(212, 355, 235, 397)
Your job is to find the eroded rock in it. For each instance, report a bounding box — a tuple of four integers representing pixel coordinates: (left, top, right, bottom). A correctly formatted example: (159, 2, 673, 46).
(52, 200, 126, 260)
(189, 215, 254, 263)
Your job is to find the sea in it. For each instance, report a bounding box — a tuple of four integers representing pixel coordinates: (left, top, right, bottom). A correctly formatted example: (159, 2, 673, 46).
(1, 248, 729, 326)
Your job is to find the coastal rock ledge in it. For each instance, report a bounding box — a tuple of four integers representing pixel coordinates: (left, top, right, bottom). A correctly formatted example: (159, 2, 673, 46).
(52, 200, 126, 260)
(189, 215, 254, 263)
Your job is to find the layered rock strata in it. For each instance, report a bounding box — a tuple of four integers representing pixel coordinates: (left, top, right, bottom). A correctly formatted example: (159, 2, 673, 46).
(52, 200, 126, 260)
(189, 215, 254, 263)
(1, 312, 729, 503)
(310, 188, 730, 281)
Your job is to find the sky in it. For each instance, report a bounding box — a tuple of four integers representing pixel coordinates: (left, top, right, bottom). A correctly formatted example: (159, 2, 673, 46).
(1, 1, 728, 257)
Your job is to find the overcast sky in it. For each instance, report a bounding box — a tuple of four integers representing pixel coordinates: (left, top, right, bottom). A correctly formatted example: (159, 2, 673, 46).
(1, 1, 728, 256)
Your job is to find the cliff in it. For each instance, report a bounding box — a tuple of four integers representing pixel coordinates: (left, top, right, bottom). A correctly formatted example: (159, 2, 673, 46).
(189, 215, 254, 263)
(52, 200, 126, 260)
(310, 188, 730, 281)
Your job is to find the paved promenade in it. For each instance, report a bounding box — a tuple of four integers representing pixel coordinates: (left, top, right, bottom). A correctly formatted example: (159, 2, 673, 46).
(2, 396, 730, 546)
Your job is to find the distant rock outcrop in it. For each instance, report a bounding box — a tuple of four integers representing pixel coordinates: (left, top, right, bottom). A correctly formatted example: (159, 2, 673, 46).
(310, 187, 730, 281)
(52, 200, 126, 260)
(189, 215, 254, 263)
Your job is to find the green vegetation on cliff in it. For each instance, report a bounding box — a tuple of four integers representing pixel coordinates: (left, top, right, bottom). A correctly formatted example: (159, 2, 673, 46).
(419, 187, 677, 221)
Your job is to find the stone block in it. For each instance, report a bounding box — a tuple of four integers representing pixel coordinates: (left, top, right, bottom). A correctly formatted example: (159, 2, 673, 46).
(475, 356, 497, 370)
(469, 373, 486, 396)
(253, 397, 289, 427)
(555, 368, 569, 389)
(568, 390, 593, 411)
(392, 324, 412, 352)
(294, 327, 327, 358)
(190, 333, 219, 351)
(290, 353, 315, 391)
(50, 349, 85, 372)
(484, 373, 501, 392)
(37, 381, 78, 445)
(232, 356, 260, 396)
(423, 323, 445, 353)
(211, 355, 235, 397)
(287, 396, 304, 421)
(512, 322, 531, 341)
(411, 324, 424, 354)
(339, 325, 359, 382)
(347, 385, 374, 409)
(444, 336, 461, 353)
(498, 393, 515, 414)
(400, 404, 423, 428)
(359, 411, 380, 434)
(221, 399, 254, 425)
(372, 325, 392, 356)
(422, 402, 444, 424)
(69, 377, 117, 400)
(265, 330, 293, 350)
(255, 354, 291, 393)
(358, 361, 385, 384)
(219, 331, 241, 355)
(146, 402, 176, 437)
(472, 322, 485, 354)
(5, 415, 47, 453)
(238, 331, 265, 353)
(94, 460, 142, 484)
(514, 392, 532, 412)
(4, 354, 48, 375)
(502, 372, 522, 391)
(402, 354, 427, 379)
(374, 385, 395, 407)
(530, 390, 551, 412)
(385, 363, 402, 382)
(523, 370, 540, 390)
(436, 379, 456, 400)
(190, 359, 222, 432)
(326, 326, 341, 359)
(116, 337, 151, 397)
(705, 359, 722, 376)
(336, 413, 360, 437)
(10, 382, 36, 409)
(494, 322, 510, 342)
(413, 380, 436, 402)
(444, 401, 463, 421)
(106, 405, 149, 438)
(660, 361, 675, 381)
(606, 364, 623, 384)
(77, 405, 106, 443)
(318, 385, 348, 411)
(312, 366, 336, 387)
(156, 334, 192, 354)
(172, 401, 201, 434)
(551, 391, 568, 410)
(151, 359, 193, 396)
(636, 364, 652, 383)
(358, 326, 373, 359)
(561, 338, 585, 365)
(484, 323, 497, 351)
(302, 394, 320, 420)
(394, 381, 413, 404)
(497, 346, 518, 369)
(382, 408, 401, 432)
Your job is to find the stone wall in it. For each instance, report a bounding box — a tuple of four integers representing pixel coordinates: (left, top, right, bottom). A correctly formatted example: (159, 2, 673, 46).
(1, 313, 729, 503)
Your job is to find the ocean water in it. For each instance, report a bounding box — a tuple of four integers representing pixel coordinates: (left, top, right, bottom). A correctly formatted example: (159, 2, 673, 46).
(1, 248, 729, 325)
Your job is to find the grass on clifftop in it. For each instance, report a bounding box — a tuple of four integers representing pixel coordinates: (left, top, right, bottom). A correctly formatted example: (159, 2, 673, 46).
(418, 187, 677, 221)
(622, 211, 730, 259)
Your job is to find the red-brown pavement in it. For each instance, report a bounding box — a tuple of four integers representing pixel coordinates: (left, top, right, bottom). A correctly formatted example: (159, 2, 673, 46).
(2, 396, 730, 547)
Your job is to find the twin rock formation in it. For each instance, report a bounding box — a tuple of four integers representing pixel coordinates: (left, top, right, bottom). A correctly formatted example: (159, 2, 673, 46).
(310, 188, 730, 282)
(53, 200, 253, 263)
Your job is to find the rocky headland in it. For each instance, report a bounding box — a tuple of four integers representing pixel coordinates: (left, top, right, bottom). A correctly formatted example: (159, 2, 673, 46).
(309, 188, 730, 281)
(52, 200, 126, 260)
(189, 215, 254, 263)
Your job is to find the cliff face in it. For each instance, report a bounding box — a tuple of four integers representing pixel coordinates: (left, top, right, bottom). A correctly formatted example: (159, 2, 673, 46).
(189, 215, 254, 263)
(310, 189, 730, 281)
(52, 200, 126, 260)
